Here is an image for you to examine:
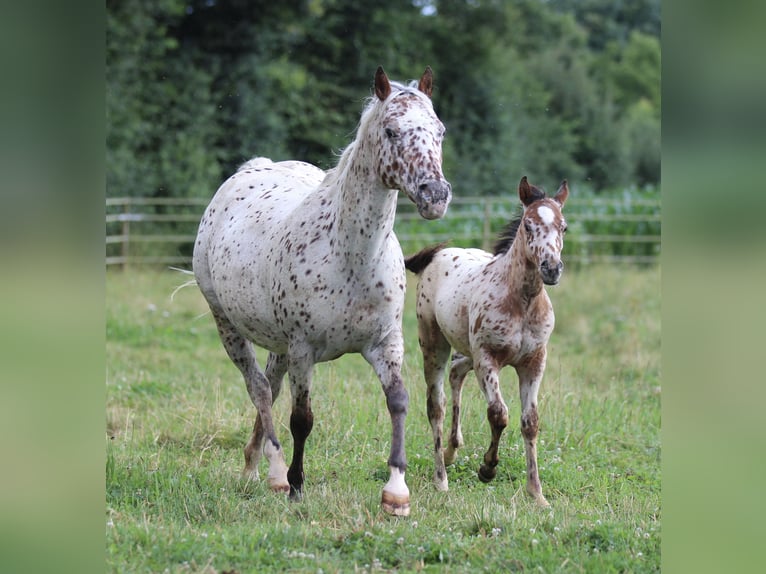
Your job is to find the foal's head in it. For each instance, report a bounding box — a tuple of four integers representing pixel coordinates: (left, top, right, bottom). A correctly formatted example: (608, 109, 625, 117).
(369, 67, 452, 220)
(516, 176, 569, 285)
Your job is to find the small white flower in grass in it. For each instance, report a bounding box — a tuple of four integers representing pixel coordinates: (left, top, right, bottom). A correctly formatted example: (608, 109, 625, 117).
(644, 532, 650, 539)
(531, 539, 539, 546)
(411, 521, 418, 528)
(491, 527, 501, 537)
(593, 548, 599, 554)
(553, 526, 560, 533)
(418, 546, 425, 553)
(529, 527, 536, 534)
(595, 519, 602, 525)
(397, 537, 404, 545)
(637, 552, 643, 558)
(201, 532, 208, 538)
(576, 465, 583, 471)
(106, 519, 114, 528)
(364, 531, 373, 538)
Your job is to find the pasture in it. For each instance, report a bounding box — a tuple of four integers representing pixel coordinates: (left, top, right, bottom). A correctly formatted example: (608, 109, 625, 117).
(106, 265, 660, 573)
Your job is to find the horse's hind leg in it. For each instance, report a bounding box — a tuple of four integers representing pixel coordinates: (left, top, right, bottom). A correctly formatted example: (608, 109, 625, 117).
(474, 352, 509, 483)
(243, 352, 287, 480)
(517, 356, 550, 507)
(444, 353, 472, 466)
(212, 311, 289, 493)
(420, 326, 451, 491)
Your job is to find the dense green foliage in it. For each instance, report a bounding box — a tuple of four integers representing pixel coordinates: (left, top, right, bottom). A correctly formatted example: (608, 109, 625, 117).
(107, 267, 660, 572)
(107, 0, 660, 201)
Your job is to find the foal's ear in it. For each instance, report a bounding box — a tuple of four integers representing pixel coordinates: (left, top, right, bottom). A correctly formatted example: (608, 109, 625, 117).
(518, 176, 545, 206)
(375, 66, 391, 101)
(554, 180, 569, 206)
(418, 66, 434, 98)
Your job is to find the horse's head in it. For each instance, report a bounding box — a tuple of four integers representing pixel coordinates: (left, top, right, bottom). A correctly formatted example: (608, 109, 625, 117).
(372, 67, 452, 220)
(518, 176, 569, 286)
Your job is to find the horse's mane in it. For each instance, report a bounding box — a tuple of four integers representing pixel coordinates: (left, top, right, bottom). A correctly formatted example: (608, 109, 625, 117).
(323, 80, 431, 188)
(493, 214, 523, 255)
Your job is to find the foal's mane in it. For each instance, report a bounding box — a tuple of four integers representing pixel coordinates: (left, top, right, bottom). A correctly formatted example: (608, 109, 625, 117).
(492, 185, 547, 255)
(323, 80, 432, 189)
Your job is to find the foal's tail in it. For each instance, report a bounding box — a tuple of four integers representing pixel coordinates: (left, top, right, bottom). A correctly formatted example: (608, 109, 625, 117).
(404, 242, 448, 274)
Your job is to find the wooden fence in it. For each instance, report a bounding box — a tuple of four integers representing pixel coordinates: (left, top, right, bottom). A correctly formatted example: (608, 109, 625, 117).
(106, 195, 660, 268)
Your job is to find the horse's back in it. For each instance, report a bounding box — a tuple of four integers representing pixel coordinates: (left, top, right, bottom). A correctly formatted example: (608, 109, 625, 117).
(193, 157, 325, 308)
(416, 247, 492, 354)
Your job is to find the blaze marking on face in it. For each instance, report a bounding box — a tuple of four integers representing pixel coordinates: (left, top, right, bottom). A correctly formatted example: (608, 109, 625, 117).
(537, 205, 554, 225)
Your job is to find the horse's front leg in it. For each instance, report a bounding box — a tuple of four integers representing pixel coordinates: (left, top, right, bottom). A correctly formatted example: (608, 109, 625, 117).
(364, 332, 410, 516)
(517, 351, 550, 507)
(286, 342, 315, 501)
(474, 351, 509, 483)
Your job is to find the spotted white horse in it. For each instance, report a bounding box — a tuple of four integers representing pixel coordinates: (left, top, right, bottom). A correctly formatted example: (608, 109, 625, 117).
(404, 176, 568, 507)
(193, 67, 451, 516)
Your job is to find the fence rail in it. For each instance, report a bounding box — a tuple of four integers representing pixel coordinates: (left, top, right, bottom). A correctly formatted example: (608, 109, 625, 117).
(106, 196, 660, 268)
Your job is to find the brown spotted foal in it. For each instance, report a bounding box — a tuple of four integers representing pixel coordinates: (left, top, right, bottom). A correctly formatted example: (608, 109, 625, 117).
(193, 67, 451, 516)
(405, 176, 568, 507)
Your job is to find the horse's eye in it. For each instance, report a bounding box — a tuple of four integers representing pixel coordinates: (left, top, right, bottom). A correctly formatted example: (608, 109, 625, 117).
(524, 221, 532, 234)
(562, 223, 568, 233)
(385, 128, 398, 139)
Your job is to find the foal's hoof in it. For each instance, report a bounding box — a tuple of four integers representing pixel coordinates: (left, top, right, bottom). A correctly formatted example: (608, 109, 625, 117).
(478, 464, 497, 483)
(381, 491, 411, 517)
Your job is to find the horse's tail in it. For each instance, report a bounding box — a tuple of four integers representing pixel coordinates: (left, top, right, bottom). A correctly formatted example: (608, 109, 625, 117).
(404, 242, 448, 274)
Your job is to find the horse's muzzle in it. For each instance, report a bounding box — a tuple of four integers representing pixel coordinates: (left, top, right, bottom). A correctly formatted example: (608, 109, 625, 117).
(541, 260, 564, 285)
(414, 179, 452, 220)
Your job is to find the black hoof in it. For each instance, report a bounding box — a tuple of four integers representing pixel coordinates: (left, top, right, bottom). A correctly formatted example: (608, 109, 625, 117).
(289, 485, 303, 501)
(478, 464, 497, 483)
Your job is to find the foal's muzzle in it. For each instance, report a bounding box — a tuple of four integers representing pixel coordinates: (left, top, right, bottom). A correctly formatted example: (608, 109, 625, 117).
(541, 259, 564, 285)
(413, 179, 452, 220)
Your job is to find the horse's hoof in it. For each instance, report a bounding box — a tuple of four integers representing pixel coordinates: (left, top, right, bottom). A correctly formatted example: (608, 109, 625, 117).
(241, 468, 259, 482)
(434, 478, 449, 492)
(268, 478, 290, 494)
(289, 486, 303, 502)
(526, 486, 550, 507)
(381, 491, 411, 517)
(478, 464, 497, 483)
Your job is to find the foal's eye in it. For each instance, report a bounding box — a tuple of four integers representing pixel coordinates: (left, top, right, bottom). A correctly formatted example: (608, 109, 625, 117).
(385, 128, 398, 139)
(524, 221, 532, 234)
(562, 223, 568, 233)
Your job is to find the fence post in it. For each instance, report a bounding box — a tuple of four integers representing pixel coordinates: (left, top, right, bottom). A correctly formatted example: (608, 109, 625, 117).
(482, 199, 492, 251)
(121, 199, 130, 270)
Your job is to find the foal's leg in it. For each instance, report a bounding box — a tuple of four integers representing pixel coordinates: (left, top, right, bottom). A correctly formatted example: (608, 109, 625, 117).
(420, 327, 451, 491)
(474, 351, 509, 483)
(243, 352, 287, 480)
(212, 312, 289, 493)
(517, 352, 550, 507)
(285, 342, 315, 501)
(364, 332, 410, 516)
(444, 353, 472, 466)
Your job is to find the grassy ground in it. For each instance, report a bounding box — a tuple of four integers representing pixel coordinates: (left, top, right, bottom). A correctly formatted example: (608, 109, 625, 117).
(106, 264, 660, 573)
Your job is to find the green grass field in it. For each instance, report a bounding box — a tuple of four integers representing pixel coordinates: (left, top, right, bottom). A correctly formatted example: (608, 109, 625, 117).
(106, 265, 660, 573)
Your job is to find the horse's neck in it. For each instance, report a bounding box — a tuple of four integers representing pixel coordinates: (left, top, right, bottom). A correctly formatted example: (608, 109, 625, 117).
(331, 153, 398, 266)
(499, 239, 544, 303)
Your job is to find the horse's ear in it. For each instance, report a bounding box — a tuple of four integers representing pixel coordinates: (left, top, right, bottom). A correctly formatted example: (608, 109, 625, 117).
(554, 180, 569, 206)
(375, 66, 391, 101)
(418, 66, 434, 98)
(519, 176, 541, 206)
